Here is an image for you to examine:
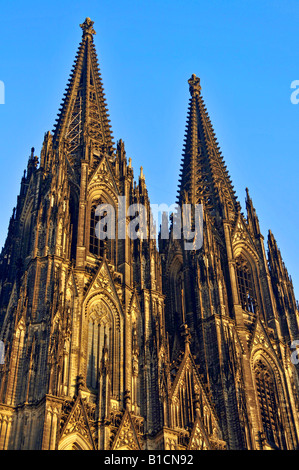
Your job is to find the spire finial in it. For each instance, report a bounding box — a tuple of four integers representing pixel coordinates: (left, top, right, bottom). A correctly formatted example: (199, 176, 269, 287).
(188, 74, 201, 96)
(80, 17, 96, 38)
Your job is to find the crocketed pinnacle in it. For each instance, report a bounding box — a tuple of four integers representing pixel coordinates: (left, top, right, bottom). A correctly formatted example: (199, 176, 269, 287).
(268, 230, 288, 281)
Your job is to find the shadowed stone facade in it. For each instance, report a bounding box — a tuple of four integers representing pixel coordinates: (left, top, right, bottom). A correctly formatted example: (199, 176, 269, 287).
(0, 18, 298, 450)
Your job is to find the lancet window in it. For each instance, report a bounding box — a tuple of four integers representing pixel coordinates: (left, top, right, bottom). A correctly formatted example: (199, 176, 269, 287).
(254, 359, 286, 449)
(236, 256, 257, 313)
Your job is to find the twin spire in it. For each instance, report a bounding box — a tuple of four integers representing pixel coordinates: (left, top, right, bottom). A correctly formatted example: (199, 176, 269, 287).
(178, 73, 238, 219)
(52, 18, 239, 221)
(52, 18, 114, 162)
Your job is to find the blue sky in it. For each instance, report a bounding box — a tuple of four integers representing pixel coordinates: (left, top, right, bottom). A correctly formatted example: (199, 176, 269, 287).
(0, 0, 298, 298)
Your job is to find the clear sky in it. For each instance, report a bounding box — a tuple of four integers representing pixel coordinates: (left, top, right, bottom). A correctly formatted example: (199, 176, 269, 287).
(0, 0, 298, 298)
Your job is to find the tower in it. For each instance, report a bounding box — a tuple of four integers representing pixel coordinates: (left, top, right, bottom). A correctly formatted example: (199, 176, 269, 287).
(160, 73, 299, 450)
(0, 18, 166, 450)
(0, 19, 298, 450)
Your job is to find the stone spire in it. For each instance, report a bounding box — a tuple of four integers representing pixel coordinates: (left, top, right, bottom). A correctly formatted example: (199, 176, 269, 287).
(52, 18, 114, 162)
(178, 74, 238, 220)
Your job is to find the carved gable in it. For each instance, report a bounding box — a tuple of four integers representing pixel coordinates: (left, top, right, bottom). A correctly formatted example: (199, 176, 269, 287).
(84, 258, 123, 311)
(111, 410, 142, 450)
(249, 316, 278, 357)
(232, 213, 258, 259)
(88, 155, 119, 201)
(170, 345, 223, 443)
(59, 396, 96, 449)
(188, 418, 210, 450)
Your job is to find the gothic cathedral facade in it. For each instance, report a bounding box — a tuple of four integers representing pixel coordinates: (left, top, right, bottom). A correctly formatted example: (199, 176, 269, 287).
(0, 18, 298, 450)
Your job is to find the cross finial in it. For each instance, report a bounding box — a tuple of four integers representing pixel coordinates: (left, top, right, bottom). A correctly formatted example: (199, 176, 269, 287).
(80, 17, 96, 38)
(188, 74, 201, 96)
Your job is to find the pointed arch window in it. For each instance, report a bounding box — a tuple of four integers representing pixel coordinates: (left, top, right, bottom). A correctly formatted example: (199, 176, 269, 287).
(86, 298, 122, 424)
(171, 366, 195, 432)
(22, 212, 34, 258)
(89, 200, 115, 263)
(69, 191, 79, 261)
(254, 359, 286, 449)
(173, 269, 185, 323)
(89, 202, 103, 256)
(9, 321, 25, 406)
(236, 256, 256, 313)
(87, 305, 111, 390)
(168, 258, 185, 331)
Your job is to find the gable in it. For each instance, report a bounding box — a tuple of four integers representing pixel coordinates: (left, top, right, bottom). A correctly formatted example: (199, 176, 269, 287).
(87, 154, 119, 204)
(84, 258, 123, 313)
(111, 410, 142, 450)
(59, 396, 96, 449)
(249, 316, 280, 362)
(232, 213, 258, 260)
(188, 417, 211, 450)
(170, 347, 221, 437)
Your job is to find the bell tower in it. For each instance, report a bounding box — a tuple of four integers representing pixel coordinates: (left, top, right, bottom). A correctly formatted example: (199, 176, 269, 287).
(160, 74, 299, 449)
(0, 18, 166, 450)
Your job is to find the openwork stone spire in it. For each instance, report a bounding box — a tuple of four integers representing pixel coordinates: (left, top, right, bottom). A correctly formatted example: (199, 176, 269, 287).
(177, 74, 238, 220)
(52, 18, 114, 162)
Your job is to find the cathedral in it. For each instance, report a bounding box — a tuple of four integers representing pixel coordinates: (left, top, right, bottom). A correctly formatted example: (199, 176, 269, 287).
(0, 18, 298, 451)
